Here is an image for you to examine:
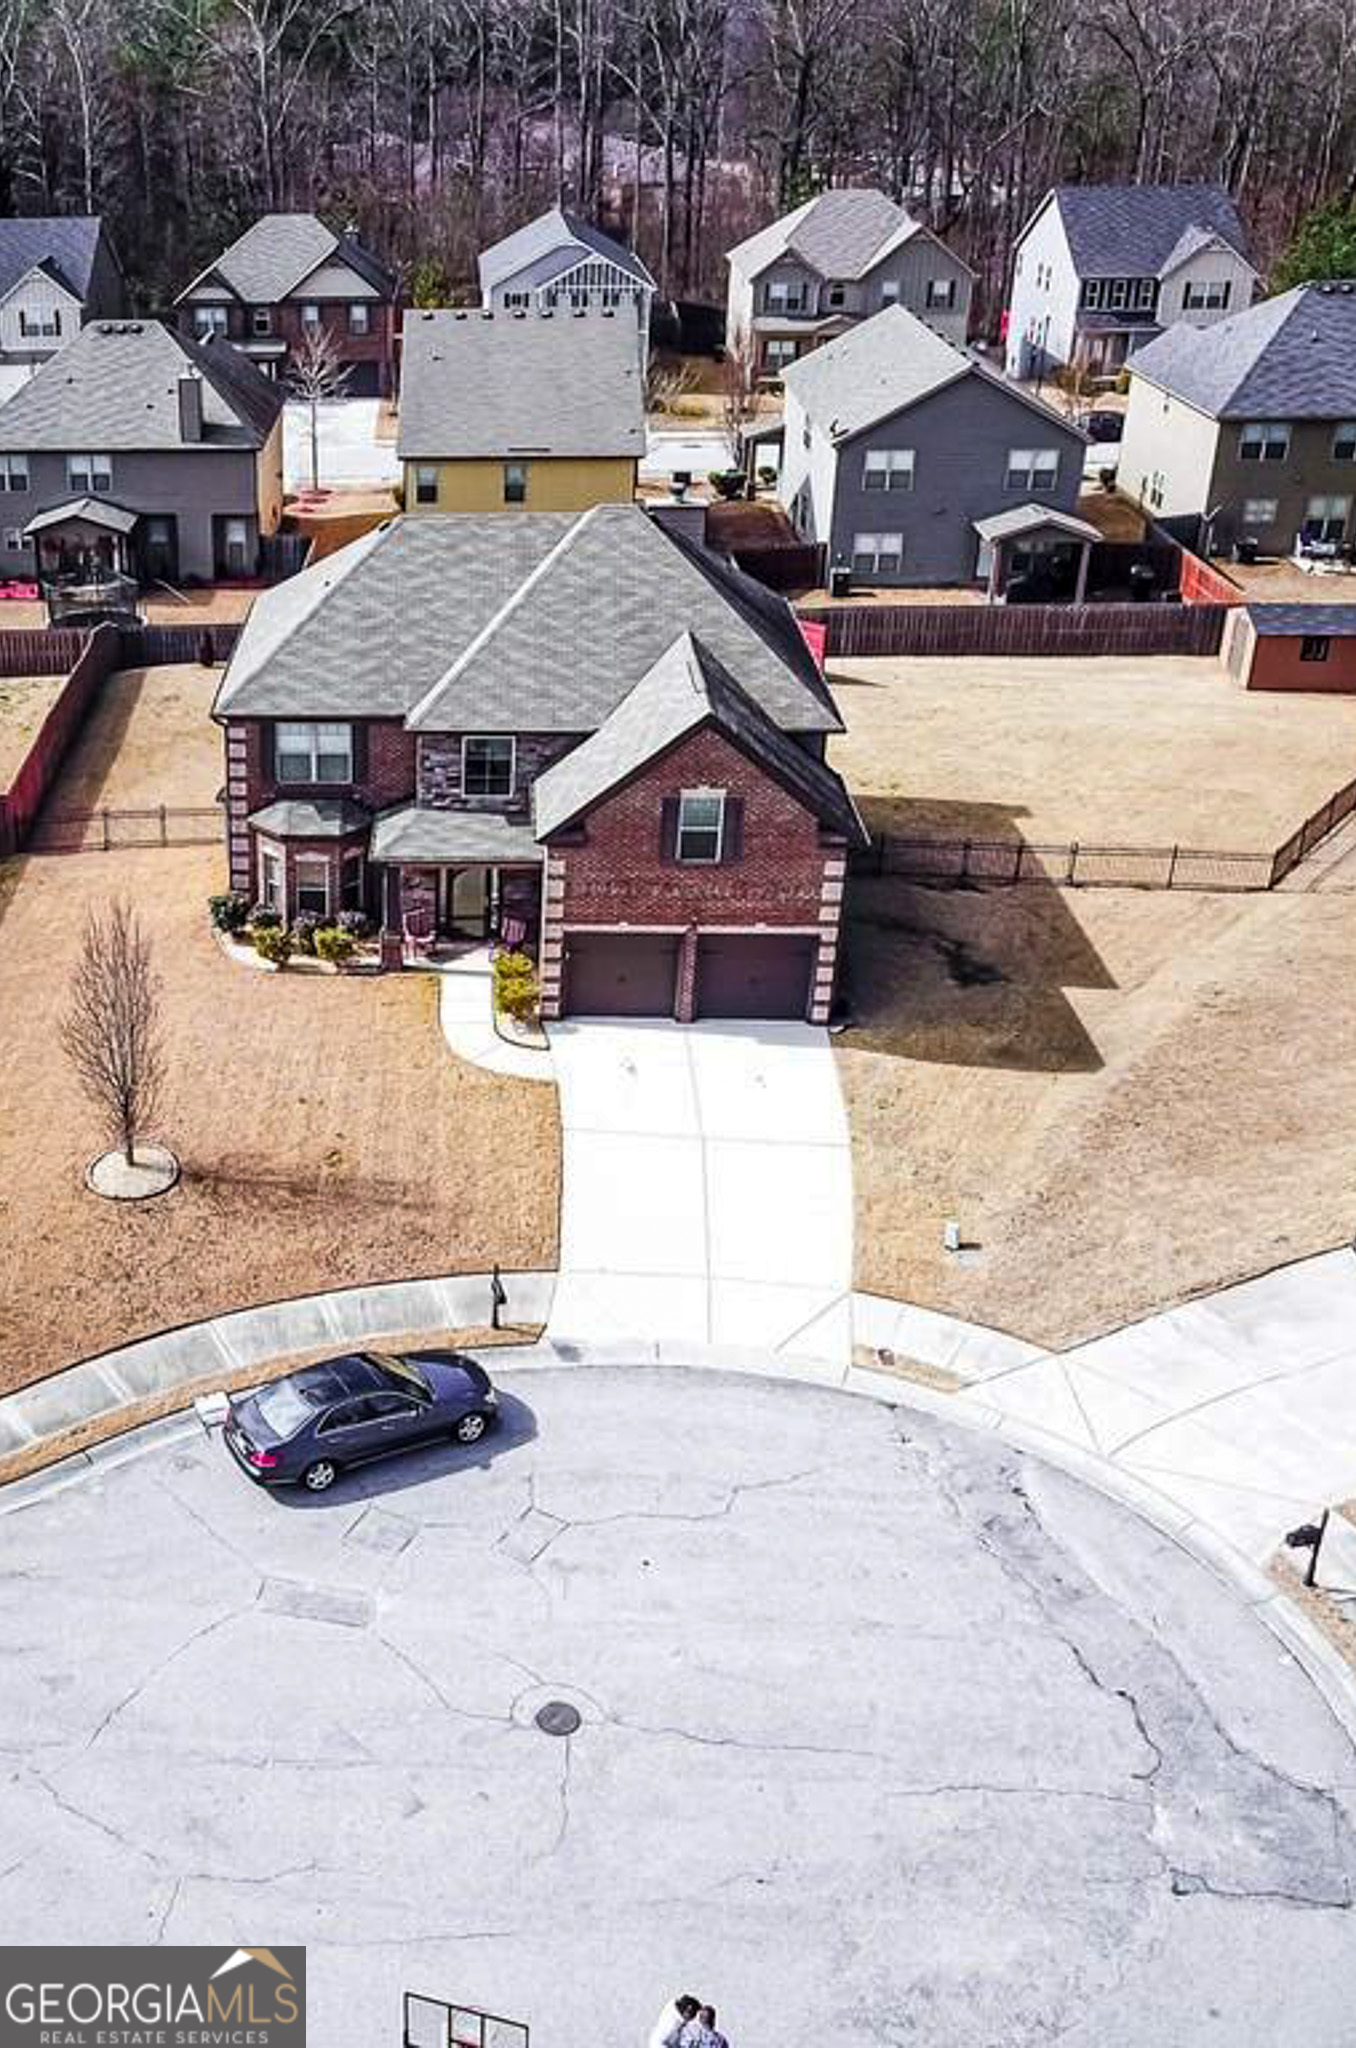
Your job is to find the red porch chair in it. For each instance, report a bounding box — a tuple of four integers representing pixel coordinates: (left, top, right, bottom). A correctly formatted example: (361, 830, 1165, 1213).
(402, 905, 436, 964)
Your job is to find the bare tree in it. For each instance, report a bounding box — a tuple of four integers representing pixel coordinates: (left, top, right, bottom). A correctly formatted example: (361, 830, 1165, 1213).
(719, 327, 759, 466)
(288, 322, 352, 489)
(61, 900, 166, 1170)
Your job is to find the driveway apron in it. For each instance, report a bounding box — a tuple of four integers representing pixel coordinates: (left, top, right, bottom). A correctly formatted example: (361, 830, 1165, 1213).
(545, 1019, 854, 1364)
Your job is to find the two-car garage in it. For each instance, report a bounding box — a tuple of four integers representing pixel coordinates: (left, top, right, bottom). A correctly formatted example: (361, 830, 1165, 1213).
(562, 931, 817, 1022)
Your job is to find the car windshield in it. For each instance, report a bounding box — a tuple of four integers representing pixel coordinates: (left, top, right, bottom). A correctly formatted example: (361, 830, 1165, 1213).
(368, 1350, 432, 1402)
(254, 1378, 314, 1437)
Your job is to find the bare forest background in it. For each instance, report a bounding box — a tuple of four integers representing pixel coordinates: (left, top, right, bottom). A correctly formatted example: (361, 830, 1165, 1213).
(0, 0, 1353, 330)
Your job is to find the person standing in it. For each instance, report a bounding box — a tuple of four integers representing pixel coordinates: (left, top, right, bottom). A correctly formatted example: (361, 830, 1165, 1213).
(680, 2005, 728, 2048)
(649, 1995, 700, 2048)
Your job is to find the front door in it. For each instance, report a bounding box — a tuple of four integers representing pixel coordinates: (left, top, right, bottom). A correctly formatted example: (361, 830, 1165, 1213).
(142, 516, 178, 584)
(442, 867, 497, 939)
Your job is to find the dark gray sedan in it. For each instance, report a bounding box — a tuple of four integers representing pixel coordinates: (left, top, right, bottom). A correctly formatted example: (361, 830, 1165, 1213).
(224, 1349, 498, 1492)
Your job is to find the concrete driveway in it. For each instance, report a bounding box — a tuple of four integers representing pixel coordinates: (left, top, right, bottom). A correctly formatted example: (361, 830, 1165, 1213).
(283, 398, 400, 490)
(546, 1020, 852, 1362)
(4, 1368, 1355, 2048)
(960, 1249, 1356, 1560)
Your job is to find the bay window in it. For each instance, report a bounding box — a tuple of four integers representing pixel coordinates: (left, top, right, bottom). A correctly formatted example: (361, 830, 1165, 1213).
(275, 720, 353, 784)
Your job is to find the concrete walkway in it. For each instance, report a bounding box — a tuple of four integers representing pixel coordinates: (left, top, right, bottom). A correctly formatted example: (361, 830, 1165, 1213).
(435, 947, 554, 1080)
(953, 1249, 1356, 1562)
(546, 1019, 854, 1363)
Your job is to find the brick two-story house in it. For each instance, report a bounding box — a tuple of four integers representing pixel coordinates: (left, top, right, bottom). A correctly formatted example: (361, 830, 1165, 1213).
(214, 503, 865, 1022)
(0, 216, 126, 366)
(175, 214, 398, 396)
(726, 189, 973, 381)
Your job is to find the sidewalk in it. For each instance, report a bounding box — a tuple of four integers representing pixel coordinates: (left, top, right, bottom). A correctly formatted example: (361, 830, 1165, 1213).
(952, 1248, 1356, 1561)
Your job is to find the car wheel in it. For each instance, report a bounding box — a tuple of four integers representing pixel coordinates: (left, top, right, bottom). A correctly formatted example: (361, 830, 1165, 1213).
(302, 1458, 339, 1492)
(453, 1411, 489, 1445)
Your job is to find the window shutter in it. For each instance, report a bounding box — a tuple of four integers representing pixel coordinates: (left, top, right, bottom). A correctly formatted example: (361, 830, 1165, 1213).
(659, 796, 679, 862)
(262, 718, 276, 783)
(722, 797, 745, 863)
(351, 721, 368, 787)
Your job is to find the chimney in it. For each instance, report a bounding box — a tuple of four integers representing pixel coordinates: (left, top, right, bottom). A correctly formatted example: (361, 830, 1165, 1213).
(178, 370, 203, 443)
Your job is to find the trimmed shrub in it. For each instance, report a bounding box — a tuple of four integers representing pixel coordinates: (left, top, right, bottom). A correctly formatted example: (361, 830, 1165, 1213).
(757, 465, 778, 487)
(336, 908, 372, 940)
(314, 925, 356, 966)
(291, 911, 323, 956)
(252, 923, 293, 967)
(249, 902, 282, 930)
(493, 948, 539, 1024)
(208, 891, 250, 934)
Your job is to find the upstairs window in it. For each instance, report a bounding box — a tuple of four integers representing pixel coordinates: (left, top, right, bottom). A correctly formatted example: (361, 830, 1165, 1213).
(275, 720, 352, 784)
(193, 305, 228, 338)
(677, 789, 724, 863)
(1239, 421, 1289, 462)
(462, 735, 515, 798)
(300, 303, 321, 330)
(864, 448, 915, 492)
(880, 279, 900, 306)
(925, 278, 957, 310)
(67, 453, 112, 495)
(503, 461, 528, 505)
(1183, 279, 1231, 311)
(827, 282, 846, 308)
(1005, 448, 1059, 492)
(503, 291, 530, 310)
(1333, 422, 1356, 461)
(414, 465, 438, 506)
(252, 308, 273, 335)
(0, 455, 28, 491)
(18, 307, 61, 338)
(765, 279, 807, 315)
(348, 302, 370, 335)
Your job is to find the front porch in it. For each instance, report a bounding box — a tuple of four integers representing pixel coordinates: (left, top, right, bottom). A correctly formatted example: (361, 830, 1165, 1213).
(369, 803, 545, 968)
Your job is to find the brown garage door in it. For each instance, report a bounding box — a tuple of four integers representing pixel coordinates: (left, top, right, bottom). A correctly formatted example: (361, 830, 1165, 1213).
(695, 934, 815, 1020)
(564, 932, 679, 1017)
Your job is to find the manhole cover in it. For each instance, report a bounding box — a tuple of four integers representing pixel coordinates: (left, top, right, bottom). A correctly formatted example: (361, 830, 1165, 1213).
(534, 1700, 582, 1737)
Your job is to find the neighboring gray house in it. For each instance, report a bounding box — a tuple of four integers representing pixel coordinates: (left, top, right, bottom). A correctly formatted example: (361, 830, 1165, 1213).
(1005, 184, 1259, 381)
(477, 208, 656, 357)
(780, 304, 1088, 591)
(1120, 279, 1356, 559)
(0, 318, 284, 590)
(726, 189, 973, 379)
(0, 216, 126, 367)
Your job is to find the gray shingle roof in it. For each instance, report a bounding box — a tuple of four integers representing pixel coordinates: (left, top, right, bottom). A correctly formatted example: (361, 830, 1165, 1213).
(782, 303, 1081, 445)
(478, 208, 655, 295)
(214, 505, 841, 739)
(1051, 185, 1254, 278)
(1130, 281, 1356, 418)
(1246, 603, 1356, 637)
(0, 319, 283, 451)
(532, 631, 865, 843)
(727, 188, 929, 283)
(248, 798, 370, 837)
(973, 504, 1102, 544)
(0, 216, 107, 303)
(369, 806, 543, 864)
(396, 308, 644, 459)
(23, 496, 139, 538)
(177, 213, 395, 306)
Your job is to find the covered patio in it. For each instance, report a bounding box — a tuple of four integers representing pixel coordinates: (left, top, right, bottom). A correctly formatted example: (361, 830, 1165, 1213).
(974, 504, 1102, 604)
(369, 805, 544, 966)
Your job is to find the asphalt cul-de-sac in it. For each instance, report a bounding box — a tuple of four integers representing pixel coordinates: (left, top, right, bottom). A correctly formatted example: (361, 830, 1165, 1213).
(1, 1365, 1355, 2047)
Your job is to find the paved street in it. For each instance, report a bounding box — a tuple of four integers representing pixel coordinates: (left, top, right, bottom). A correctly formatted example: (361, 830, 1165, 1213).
(2, 1368, 1355, 2048)
(547, 1020, 852, 1361)
(957, 1249, 1356, 1559)
(283, 397, 400, 489)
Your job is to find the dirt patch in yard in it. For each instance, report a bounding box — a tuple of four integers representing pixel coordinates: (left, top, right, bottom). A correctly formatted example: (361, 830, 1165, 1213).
(40, 664, 222, 812)
(0, 844, 560, 1389)
(837, 877, 1356, 1348)
(830, 653, 1356, 848)
(0, 674, 65, 789)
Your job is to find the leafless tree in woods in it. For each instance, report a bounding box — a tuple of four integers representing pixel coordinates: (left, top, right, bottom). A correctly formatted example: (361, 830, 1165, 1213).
(61, 899, 166, 1171)
(288, 322, 352, 488)
(720, 327, 759, 466)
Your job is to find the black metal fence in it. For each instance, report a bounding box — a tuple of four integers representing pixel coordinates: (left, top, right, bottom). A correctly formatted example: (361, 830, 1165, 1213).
(852, 833, 1277, 893)
(28, 804, 223, 853)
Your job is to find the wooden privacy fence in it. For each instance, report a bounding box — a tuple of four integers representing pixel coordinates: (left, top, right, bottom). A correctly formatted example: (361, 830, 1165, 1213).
(0, 619, 242, 679)
(0, 624, 123, 855)
(1270, 772, 1356, 884)
(796, 600, 1228, 660)
(852, 834, 1276, 892)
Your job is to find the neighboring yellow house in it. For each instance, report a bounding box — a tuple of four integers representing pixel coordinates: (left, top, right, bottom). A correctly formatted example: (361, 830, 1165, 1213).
(397, 307, 644, 515)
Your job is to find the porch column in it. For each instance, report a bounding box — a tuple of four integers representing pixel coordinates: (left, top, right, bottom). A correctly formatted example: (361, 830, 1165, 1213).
(1073, 541, 1091, 607)
(378, 866, 403, 972)
(538, 851, 567, 1021)
(987, 543, 1003, 603)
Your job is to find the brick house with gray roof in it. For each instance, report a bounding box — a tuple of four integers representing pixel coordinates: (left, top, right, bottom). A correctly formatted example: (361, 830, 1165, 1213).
(1120, 279, 1356, 557)
(1005, 184, 1259, 381)
(213, 502, 865, 1022)
(175, 213, 398, 396)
